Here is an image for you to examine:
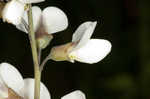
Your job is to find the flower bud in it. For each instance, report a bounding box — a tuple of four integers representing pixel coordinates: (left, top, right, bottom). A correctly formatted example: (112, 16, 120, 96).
(37, 34, 53, 49)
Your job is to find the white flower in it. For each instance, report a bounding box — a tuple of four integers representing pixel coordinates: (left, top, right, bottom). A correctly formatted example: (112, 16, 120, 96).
(61, 90, 86, 99)
(2, 0, 45, 25)
(16, 6, 68, 34)
(16, 6, 68, 49)
(0, 62, 50, 99)
(68, 21, 112, 64)
(50, 21, 112, 64)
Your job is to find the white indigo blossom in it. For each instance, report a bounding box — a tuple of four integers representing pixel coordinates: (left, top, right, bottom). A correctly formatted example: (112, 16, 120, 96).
(16, 6, 68, 49)
(0, 62, 50, 99)
(2, 0, 45, 25)
(50, 21, 112, 64)
(16, 6, 68, 34)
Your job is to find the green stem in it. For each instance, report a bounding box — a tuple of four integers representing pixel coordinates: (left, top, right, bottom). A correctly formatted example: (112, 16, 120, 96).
(27, 4, 41, 99)
(38, 47, 42, 64)
(40, 55, 50, 72)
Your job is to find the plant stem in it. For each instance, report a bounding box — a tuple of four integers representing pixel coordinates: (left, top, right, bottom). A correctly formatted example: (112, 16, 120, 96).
(27, 4, 41, 99)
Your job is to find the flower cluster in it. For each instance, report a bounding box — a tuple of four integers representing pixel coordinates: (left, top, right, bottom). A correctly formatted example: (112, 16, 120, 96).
(14, 5, 111, 64)
(1, 0, 112, 99)
(0, 63, 86, 99)
(2, 0, 111, 64)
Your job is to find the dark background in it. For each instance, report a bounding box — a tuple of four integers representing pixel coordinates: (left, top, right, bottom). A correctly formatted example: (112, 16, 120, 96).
(1, 0, 150, 99)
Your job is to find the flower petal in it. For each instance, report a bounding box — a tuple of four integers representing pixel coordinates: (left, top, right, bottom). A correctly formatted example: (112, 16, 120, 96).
(16, 6, 42, 33)
(61, 90, 86, 99)
(42, 7, 68, 34)
(19, 0, 45, 3)
(0, 77, 8, 98)
(23, 78, 51, 99)
(2, 0, 25, 25)
(69, 39, 112, 64)
(0, 63, 24, 96)
(72, 21, 97, 50)
(31, 6, 42, 32)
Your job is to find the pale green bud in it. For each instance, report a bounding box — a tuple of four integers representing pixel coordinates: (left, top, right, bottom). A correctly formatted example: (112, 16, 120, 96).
(37, 34, 53, 49)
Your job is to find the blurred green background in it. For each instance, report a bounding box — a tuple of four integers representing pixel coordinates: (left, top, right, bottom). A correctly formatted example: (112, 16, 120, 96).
(1, 0, 150, 99)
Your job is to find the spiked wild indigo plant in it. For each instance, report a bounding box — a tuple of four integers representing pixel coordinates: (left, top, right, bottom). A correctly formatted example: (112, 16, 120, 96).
(0, 0, 112, 99)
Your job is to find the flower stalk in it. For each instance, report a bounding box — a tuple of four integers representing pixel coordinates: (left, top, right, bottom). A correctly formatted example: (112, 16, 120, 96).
(27, 4, 41, 99)
(40, 55, 50, 72)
